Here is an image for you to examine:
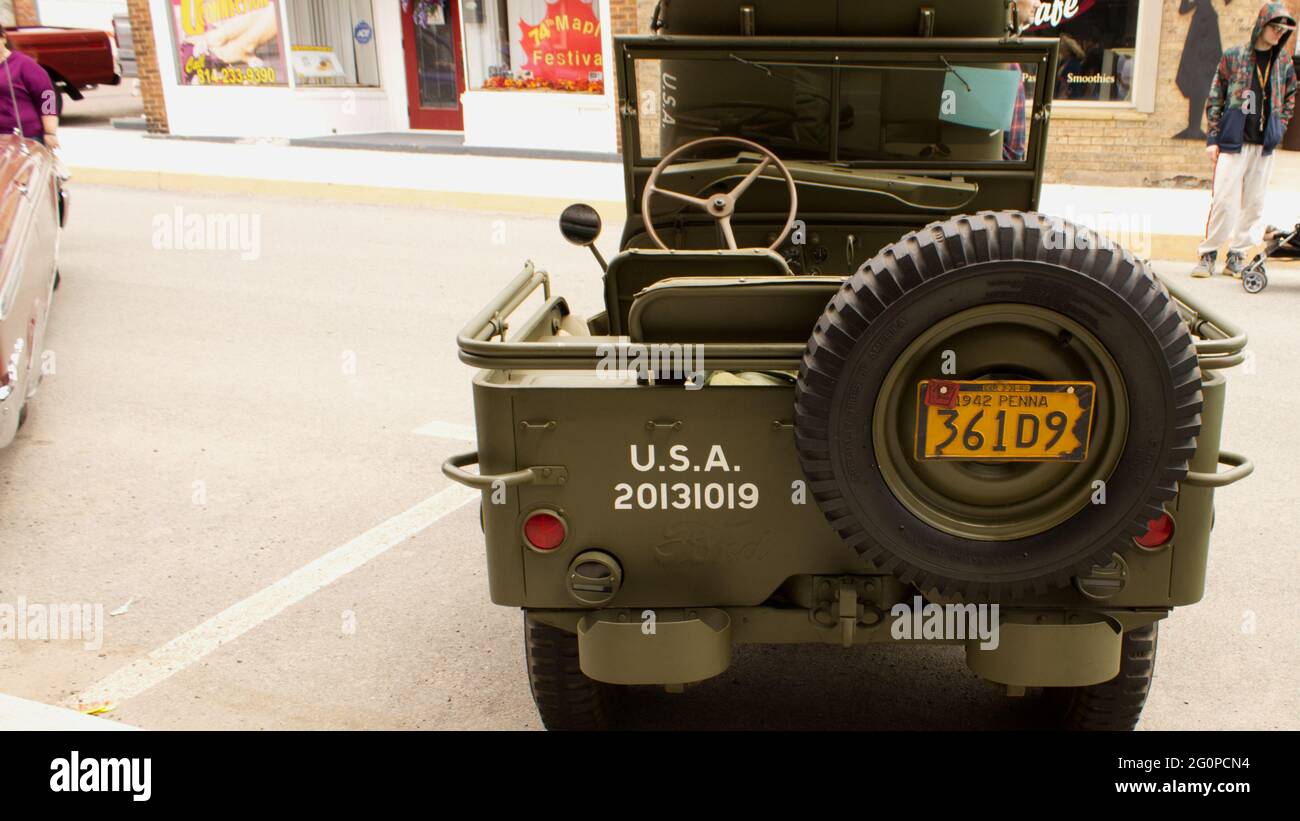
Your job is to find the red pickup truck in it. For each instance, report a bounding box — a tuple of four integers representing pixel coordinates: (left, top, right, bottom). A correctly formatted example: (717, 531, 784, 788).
(8, 26, 121, 114)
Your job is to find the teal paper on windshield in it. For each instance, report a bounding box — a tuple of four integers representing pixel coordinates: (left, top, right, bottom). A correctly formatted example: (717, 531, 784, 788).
(939, 65, 1021, 132)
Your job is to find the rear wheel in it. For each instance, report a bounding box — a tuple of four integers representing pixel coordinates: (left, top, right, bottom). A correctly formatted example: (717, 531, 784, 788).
(1054, 622, 1158, 730)
(524, 613, 612, 731)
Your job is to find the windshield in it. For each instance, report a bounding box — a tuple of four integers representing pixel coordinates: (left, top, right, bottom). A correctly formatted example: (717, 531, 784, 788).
(634, 54, 1040, 165)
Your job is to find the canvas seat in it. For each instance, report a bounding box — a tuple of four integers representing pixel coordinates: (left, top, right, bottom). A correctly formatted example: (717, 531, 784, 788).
(604, 249, 791, 335)
(627, 275, 843, 344)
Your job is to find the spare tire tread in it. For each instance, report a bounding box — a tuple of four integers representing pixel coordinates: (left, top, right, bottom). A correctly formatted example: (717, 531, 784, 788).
(794, 211, 1203, 598)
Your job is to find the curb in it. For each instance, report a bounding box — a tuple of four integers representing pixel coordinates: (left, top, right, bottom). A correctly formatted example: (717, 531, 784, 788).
(67, 167, 627, 225)
(66, 166, 1222, 261)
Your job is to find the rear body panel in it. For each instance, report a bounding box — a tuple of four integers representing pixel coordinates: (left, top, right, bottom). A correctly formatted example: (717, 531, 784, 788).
(471, 362, 1218, 613)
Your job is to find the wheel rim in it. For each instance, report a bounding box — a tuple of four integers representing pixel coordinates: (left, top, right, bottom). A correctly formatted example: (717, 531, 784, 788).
(872, 303, 1129, 541)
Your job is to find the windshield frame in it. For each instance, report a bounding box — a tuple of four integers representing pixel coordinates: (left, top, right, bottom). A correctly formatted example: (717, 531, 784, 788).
(617, 35, 1059, 180)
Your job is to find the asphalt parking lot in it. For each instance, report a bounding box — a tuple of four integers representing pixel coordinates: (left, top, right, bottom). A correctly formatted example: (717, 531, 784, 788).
(0, 184, 1296, 729)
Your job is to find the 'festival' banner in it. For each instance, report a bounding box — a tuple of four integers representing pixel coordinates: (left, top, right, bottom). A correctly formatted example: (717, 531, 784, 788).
(518, 0, 603, 91)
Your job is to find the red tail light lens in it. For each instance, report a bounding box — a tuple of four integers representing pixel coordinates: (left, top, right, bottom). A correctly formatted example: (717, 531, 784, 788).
(523, 511, 566, 551)
(1135, 513, 1174, 549)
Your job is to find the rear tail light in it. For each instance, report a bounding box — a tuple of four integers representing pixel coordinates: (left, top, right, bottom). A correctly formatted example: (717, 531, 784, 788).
(1135, 513, 1174, 549)
(523, 510, 567, 551)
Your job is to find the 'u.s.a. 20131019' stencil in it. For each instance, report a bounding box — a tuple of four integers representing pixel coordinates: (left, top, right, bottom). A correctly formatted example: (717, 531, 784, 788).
(615, 444, 759, 511)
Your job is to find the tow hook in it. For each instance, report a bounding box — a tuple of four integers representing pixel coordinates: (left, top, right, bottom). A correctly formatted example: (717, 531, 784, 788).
(838, 584, 858, 647)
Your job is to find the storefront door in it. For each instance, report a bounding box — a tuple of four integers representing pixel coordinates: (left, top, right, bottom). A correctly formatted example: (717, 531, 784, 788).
(402, 0, 465, 130)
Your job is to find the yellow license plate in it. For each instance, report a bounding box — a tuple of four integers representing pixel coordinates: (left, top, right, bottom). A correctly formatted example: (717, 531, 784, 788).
(914, 380, 1095, 461)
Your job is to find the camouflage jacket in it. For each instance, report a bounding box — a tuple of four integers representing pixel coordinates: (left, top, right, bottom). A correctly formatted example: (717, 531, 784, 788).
(1206, 1, 1297, 153)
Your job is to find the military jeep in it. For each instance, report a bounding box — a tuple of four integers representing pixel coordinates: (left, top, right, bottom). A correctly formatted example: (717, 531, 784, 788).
(443, 0, 1251, 730)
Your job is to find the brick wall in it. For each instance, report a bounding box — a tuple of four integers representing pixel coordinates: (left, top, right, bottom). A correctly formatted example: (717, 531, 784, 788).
(14, 0, 36, 25)
(609, 0, 638, 35)
(609, 0, 658, 150)
(126, 0, 168, 134)
(1046, 0, 1300, 187)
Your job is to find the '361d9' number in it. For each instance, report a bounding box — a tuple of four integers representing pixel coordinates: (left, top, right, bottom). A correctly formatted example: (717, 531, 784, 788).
(934, 408, 1070, 455)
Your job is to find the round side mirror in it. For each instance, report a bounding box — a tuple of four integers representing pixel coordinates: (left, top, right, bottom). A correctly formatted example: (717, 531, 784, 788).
(559, 203, 602, 246)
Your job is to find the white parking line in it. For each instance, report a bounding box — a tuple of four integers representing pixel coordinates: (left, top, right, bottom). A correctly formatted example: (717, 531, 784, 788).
(412, 420, 476, 441)
(70, 484, 479, 709)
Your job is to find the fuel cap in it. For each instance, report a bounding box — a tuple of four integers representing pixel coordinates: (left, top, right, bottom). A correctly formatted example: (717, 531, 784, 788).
(566, 551, 623, 605)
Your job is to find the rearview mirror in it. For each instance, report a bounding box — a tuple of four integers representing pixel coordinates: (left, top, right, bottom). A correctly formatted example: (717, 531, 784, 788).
(559, 203, 602, 246)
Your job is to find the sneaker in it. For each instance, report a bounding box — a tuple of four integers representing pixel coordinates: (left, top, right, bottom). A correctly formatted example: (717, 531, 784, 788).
(1191, 252, 1216, 278)
(1225, 251, 1246, 278)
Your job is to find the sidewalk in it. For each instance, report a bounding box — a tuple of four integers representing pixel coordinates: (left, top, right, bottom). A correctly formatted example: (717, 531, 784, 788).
(0, 693, 136, 731)
(61, 127, 1300, 261)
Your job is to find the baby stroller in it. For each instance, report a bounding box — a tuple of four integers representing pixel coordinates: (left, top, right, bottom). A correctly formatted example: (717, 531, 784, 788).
(1241, 223, 1300, 294)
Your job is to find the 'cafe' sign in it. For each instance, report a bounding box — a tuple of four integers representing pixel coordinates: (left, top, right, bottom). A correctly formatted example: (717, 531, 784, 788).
(1031, 0, 1090, 28)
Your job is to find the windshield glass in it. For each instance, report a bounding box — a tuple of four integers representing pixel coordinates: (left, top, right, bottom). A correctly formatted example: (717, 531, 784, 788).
(635, 55, 1039, 165)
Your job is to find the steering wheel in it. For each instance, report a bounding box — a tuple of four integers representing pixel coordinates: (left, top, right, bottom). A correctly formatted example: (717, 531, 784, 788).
(641, 136, 799, 251)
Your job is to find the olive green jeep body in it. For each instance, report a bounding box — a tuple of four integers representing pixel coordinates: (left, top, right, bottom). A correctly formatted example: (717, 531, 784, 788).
(444, 0, 1251, 730)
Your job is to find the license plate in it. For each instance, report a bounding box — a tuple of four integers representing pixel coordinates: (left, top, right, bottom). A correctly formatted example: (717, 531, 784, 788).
(914, 380, 1095, 462)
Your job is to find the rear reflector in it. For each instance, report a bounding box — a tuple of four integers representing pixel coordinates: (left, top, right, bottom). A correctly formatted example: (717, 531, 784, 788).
(1135, 513, 1175, 549)
(523, 511, 566, 551)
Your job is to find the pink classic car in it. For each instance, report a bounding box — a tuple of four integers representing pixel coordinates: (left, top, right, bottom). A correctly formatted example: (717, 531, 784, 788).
(0, 134, 64, 446)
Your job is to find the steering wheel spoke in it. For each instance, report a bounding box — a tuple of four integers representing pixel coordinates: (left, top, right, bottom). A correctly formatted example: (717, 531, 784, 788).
(729, 156, 772, 199)
(719, 216, 738, 250)
(641, 136, 798, 252)
(648, 185, 710, 210)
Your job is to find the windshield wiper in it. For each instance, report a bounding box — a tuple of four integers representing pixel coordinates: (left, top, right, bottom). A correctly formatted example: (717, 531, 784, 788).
(939, 56, 972, 93)
(727, 53, 833, 99)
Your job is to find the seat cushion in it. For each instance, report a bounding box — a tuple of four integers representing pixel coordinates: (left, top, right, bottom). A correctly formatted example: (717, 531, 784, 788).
(628, 275, 843, 344)
(604, 248, 791, 335)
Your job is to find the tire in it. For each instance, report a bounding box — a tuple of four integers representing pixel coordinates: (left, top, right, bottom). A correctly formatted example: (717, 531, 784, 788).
(1055, 622, 1158, 730)
(794, 211, 1202, 599)
(524, 613, 612, 731)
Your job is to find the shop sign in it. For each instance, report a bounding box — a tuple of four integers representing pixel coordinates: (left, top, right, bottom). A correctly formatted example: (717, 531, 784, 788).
(517, 0, 604, 91)
(290, 46, 346, 80)
(1031, 0, 1090, 28)
(171, 0, 288, 86)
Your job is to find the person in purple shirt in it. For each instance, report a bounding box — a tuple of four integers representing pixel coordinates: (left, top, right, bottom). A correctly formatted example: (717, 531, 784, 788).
(0, 24, 60, 149)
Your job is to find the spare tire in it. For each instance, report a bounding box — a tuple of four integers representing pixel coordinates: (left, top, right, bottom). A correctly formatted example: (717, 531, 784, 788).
(794, 211, 1202, 599)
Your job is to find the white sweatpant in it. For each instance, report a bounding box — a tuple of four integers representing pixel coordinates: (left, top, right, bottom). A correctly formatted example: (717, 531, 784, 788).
(1199, 143, 1276, 256)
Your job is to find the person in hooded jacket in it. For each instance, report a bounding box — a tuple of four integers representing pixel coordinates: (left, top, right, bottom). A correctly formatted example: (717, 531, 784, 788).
(1194, 2, 1297, 277)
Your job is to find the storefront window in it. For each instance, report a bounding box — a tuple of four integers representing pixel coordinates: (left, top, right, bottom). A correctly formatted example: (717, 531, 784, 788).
(463, 0, 605, 94)
(169, 0, 289, 86)
(284, 0, 381, 87)
(1023, 0, 1141, 102)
